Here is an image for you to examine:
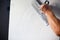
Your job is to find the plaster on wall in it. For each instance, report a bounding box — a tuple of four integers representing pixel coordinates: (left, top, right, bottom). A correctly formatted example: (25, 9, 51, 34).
(9, 0, 59, 40)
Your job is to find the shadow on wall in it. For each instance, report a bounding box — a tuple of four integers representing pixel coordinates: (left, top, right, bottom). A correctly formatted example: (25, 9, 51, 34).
(0, 0, 10, 40)
(51, 5, 60, 19)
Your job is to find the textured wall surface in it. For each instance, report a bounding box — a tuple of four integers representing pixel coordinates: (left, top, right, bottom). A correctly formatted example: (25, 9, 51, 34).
(9, 0, 59, 40)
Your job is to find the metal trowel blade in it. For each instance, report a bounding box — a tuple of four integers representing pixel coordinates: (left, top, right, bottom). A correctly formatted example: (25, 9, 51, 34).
(32, 0, 49, 26)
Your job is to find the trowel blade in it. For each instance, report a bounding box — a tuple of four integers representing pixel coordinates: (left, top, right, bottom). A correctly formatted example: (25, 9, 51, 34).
(32, 0, 49, 26)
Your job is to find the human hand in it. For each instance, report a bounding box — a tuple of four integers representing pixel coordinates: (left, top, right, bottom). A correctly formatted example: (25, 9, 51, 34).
(40, 4, 52, 14)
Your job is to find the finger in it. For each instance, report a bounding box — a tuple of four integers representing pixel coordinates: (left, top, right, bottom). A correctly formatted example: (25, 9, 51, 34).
(40, 4, 47, 10)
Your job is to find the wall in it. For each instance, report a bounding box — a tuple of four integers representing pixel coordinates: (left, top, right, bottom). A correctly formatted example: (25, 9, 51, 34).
(9, 0, 59, 40)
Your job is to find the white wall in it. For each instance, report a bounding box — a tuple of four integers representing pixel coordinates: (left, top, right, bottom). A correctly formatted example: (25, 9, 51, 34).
(9, 0, 59, 40)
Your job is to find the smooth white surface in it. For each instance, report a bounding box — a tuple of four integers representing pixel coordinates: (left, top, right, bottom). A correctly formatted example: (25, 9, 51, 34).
(9, 0, 59, 40)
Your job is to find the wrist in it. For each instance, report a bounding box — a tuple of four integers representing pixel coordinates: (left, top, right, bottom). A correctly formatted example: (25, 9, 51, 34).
(45, 10, 53, 16)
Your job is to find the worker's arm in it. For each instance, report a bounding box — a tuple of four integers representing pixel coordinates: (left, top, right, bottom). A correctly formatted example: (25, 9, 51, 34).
(40, 4, 60, 36)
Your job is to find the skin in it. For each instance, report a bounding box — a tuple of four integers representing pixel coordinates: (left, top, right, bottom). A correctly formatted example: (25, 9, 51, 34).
(40, 4, 60, 36)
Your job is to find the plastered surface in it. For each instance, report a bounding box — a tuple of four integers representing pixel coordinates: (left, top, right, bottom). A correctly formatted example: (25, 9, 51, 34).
(9, 0, 60, 40)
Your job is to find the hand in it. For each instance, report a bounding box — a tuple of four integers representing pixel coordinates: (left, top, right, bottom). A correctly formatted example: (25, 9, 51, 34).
(40, 4, 52, 14)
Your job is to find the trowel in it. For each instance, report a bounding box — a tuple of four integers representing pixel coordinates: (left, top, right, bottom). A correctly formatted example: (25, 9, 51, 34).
(32, 0, 49, 26)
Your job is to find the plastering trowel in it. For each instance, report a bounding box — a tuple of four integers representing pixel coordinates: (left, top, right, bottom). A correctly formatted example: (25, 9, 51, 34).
(32, 0, 49, 26)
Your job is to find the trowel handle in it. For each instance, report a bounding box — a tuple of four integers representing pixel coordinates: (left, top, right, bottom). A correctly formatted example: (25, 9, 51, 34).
(36, 0, 49, 5)
(44, 0, 49, 5)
